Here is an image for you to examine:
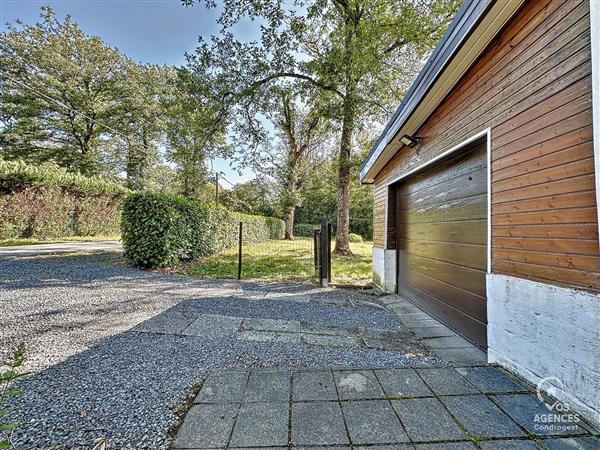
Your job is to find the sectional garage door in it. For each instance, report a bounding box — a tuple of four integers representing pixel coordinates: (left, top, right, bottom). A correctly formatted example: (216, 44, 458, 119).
(396, 140, 488, 347)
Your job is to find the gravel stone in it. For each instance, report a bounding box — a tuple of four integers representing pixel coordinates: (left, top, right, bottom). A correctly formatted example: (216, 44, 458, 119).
(0, 249, 440, 449)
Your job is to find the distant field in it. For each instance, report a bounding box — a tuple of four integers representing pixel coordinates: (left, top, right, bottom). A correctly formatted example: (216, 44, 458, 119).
(183, 237, 372, 285)
(0, 235, 121, 247)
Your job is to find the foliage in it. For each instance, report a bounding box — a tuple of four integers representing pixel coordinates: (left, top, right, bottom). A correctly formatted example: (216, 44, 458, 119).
(0, 159, 128, 196)
(294, 223, 318, 237)
(121, 192, 284, 268)
(183, 237, 372, 285)
(0, 343, 30, 449)
(220, 179, 282, 219)
(348, 233, 363, 243)
(186, 0, 459, 253)
(0, 186, 122, 240)
(0, 159, 124, 240)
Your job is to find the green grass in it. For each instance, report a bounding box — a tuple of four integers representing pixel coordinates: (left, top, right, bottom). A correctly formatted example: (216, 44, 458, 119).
(0, 235, 121, 247)
(183, 237, 372, 285)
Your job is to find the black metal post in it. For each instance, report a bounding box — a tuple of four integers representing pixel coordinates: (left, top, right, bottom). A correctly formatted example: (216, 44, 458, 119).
(237, 221, 243, 280)
(319, 218, 328, 287)
(327, 223, 332, 283)
(313, 230, 319, 272)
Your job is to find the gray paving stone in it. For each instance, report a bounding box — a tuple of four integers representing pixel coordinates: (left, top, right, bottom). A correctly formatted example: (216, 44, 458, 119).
(413, 443, 477, 449)
(291, 402, 349, 446)
(375, 368, 433, 398)
(412, 326, 457, 338)
(422, 336, 474, 349)
(195, 370, 247, 403)
(302, 333, 361, 348)
(542, 436, 600, 449)
(182, 314, 243, 337)
(433, 347, 487, 364)
(172, 403, 239, 448)
(300, 322, 362, 336)
(236, 330, 301, 344)
(229, 447, 288, 450)
(229, 402, 289, 447)
(492, 394, 586, 436)
(334, 370, 385, 400)
(455, 367, 527, 394)
(355, 446, 412, 450)
(403, 318, 442, 327)
(442, 395, 525, 438)
(417, 368, 478, 395)
(292, 370, 337, 401)
(392, 397, 466, 442)
(241, 317, 300, 333)
(341, 400, 409, 444)
(478, 440, 541, 449)
(245, 369, 290, 402)
(296, 447, 351, 450)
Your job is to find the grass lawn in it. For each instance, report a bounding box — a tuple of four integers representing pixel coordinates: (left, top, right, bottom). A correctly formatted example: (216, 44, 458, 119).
(0, 235, 121, 247)
(183, 237, 372, 285)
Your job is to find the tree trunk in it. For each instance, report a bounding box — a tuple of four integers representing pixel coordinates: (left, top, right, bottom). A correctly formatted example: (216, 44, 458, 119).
(284, 206, 295, 240)
(334, 93, 354, 256)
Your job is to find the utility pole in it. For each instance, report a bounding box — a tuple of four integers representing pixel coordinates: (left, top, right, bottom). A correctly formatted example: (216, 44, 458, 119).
(215, 172, 219, 205)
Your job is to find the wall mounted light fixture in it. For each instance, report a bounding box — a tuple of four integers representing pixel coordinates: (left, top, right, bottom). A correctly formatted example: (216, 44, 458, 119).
(400, 134, 423, 148)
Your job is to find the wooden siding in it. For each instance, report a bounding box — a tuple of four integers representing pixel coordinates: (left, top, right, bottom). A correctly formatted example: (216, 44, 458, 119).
(372, 0, 598, 291)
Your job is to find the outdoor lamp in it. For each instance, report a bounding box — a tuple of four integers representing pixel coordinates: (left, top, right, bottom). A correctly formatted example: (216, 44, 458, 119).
(400, 134, 422, 148)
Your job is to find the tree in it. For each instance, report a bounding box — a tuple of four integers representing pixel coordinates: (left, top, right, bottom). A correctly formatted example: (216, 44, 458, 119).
(184, 0, 459, 254)
(162, 68, 229, 199)
(0, 7, 130, 176)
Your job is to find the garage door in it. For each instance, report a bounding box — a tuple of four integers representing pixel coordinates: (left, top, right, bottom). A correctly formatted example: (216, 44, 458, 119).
(396, 140, 487, 347)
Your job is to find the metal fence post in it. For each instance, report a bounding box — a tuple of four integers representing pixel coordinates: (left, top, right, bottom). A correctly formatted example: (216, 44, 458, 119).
(327, 223, 332, 283)
(313, 230, 319, 273)
(237, 221, 243, 280)
(319, 218, 329, 287)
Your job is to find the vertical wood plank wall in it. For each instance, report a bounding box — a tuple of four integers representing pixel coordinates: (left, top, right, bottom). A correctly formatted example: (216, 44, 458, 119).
(372, 0, 599, 291)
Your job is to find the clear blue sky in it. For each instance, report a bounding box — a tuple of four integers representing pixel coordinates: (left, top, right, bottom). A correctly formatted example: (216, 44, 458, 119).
(0, 0, 257, 185)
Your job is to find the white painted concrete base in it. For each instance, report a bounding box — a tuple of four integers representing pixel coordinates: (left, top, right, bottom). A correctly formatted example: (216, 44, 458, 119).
(487, 273, 600, 429)
(372, 247, 396, 293)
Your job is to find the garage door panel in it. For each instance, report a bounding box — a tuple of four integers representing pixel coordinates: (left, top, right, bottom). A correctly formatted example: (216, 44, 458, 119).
(399, 168, 487, 208)
(397, 220, 487, 245)
(402, 239, 487, 270)
(404, 253, 487, 298)
(400, 145, 487, 197)
(398, 283, 487, 346)
(404, 270, 487, 321)
(396, 141, 488, 348)
(398, 194, 487, 224)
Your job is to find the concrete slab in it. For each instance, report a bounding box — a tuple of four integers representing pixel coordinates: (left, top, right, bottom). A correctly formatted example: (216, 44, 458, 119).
(229, 402, 289, 447)
(455, 367, 527, 394)
(542, 436, 600, 449)
(341, 400, 409, 444)
(302, 333, 361, 348)
(236, 330, 301, 345)
(422, 336, 474, 349)
(172, 403, 238, 448)
(433, 347, 487, 364)
(417, 368, 478, 395)
(245, 370, 290, 402)
(195, 370, 248, 403)
(242, 317, 301, 333)
(182, 314, 243, 337)
(291, 402, 349, 446)
(392, 397, 466, 442)
(292, 370, 337, 401)
(375, 368, 433, 398)
(334, 370, 385, 400)
(478, 440, 541, 449)
(441, 395, 526, 438)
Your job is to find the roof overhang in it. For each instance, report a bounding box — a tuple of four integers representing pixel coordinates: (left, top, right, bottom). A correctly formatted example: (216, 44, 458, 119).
(360, 0, 525, 184)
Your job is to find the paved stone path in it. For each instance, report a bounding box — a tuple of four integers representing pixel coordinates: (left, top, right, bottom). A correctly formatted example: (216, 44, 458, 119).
(174, 366, 598, 449)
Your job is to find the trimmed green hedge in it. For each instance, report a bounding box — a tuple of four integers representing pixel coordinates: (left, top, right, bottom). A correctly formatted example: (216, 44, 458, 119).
(0, 160, 126, 240)
(121, 192, 285, 268)
(0, 159, 128, 196)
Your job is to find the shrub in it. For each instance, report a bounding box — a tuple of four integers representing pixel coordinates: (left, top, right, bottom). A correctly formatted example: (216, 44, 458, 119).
(0, 159, 128, 196)
(348, 233, 363, 243)
(121, 192, 285, 268)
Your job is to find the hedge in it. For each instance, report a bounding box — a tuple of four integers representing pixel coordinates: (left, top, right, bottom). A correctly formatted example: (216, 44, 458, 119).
(0, 159, 128, 196)
(0, 160, 126, 240)
(121, 192, 285, 268)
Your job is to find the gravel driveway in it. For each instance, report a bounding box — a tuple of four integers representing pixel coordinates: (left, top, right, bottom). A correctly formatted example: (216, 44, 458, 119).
(0, 245, 439, 449)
